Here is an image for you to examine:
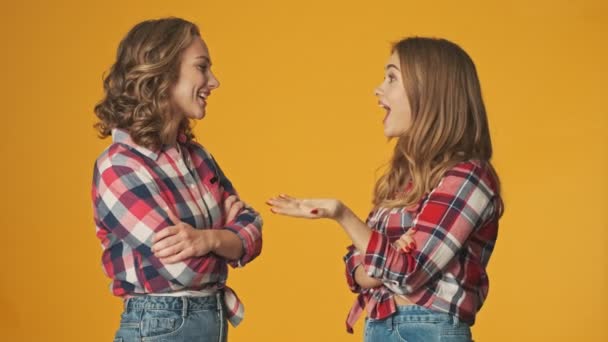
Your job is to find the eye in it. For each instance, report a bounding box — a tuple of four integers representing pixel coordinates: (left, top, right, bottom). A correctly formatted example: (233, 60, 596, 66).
(197, 64, 209, 72)
(387, 74, 397, 83)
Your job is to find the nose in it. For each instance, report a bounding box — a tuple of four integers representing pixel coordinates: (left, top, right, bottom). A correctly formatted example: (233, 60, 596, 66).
(374, 84, 383, 97)
(208, 69, 220, 90)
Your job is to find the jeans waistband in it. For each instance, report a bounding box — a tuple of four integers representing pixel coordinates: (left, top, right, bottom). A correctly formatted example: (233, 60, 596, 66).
(124, 292, 222, 313)
(369, 305, 464, 329)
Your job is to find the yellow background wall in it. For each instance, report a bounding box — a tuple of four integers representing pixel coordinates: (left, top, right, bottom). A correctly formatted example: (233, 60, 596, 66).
(0, 0, 606, 341)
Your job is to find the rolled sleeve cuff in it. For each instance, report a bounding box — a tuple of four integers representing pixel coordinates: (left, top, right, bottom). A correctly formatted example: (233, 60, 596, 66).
(363, 230, 390, 279)
(344, 246, 363, 293)
(224, 212, 263, 268)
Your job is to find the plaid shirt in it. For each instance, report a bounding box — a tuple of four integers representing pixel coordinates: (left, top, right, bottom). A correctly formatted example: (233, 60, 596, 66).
(92, 129, 263, 327)
(344, 160, 501, 333)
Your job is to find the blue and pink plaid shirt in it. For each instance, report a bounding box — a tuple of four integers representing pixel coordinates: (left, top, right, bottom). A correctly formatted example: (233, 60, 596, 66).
(344, 160, 501, 332)
(92, 129, 263, 327)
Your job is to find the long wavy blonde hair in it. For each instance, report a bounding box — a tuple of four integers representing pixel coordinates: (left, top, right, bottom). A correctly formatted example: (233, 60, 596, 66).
(373, 37, 501, 209)
(94, 17, 199, 150)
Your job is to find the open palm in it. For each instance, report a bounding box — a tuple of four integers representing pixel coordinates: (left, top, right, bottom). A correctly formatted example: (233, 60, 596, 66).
(266, 194, 343, 220)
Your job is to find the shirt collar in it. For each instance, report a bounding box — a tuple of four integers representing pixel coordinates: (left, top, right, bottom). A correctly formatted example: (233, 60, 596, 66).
(111, 128, 160, 161)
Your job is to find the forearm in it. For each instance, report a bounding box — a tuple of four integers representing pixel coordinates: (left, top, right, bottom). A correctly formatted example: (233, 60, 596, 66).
(336, 206, 373, 254)
(336, 206, 383, 288)
(210, 230, 244, 261)
(354, 265, 383, 289)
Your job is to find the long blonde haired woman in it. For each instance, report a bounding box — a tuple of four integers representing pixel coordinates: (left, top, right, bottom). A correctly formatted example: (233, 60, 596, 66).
(268, 37, 503, 342)
(92, 18, 262, 341)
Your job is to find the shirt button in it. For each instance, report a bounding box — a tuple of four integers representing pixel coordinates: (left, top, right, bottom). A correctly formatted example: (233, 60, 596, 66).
(190, 183, 197, 189)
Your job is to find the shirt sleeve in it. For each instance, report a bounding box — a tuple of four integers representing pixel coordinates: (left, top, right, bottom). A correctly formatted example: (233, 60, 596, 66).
(362, 162, 497, 293)
(211, 156, 263, 268)
(93, 162, 219, 292)
(343, 245, 363, 293)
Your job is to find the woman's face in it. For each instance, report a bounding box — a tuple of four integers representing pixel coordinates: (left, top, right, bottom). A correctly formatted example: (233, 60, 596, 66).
(374, 52, 412, 138)
(170, 37, 220, 120)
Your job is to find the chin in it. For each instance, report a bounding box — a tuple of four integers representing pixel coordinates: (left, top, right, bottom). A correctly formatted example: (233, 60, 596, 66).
(383, 128, 397, 138)
(188, 111, 206, 120)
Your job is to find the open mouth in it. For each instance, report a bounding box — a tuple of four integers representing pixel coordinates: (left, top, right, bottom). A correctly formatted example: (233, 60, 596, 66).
(379, 101, 391, 123)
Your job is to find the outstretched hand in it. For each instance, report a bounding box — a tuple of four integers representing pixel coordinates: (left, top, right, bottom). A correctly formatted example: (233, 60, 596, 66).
(266, 194, 345, 220)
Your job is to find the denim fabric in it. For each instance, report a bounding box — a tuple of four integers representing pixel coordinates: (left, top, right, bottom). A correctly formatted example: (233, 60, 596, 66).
(364, 305, 472, 342)
(113, 294, 227, 342)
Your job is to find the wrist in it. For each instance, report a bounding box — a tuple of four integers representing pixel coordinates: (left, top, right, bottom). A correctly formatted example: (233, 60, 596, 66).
(206, 230, 221, 253)
(335, 203, 353, 224)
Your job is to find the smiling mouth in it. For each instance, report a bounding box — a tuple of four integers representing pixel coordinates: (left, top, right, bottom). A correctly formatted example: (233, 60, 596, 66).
(198, 92, 209, 106)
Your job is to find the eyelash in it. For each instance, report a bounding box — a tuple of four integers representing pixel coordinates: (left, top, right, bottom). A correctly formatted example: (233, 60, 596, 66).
(387, 74, 396, 83)
(198, 64, 209, 72)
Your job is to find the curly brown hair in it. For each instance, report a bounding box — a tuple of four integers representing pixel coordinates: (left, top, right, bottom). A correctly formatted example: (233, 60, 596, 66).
(94, 17, 200, 150)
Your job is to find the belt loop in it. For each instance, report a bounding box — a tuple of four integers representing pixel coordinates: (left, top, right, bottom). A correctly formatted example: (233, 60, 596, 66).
(216, 291, 222, 310)
(217, 292, 225, 342)
(387, 314, 394, 331)
(452, 314, 460, 327)
(124, 297, 131, 310)
(181, 297, 188, 318)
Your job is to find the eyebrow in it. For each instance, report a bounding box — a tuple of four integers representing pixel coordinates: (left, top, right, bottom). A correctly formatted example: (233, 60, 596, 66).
(195, 55, 211, 63)
(385, 64, 400, 71)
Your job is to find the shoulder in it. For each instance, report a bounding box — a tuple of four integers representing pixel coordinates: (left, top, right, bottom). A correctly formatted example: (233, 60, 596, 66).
(184, 140, 213, 161)
(93, 143, 148, 178)
(440, 160, 499, 197)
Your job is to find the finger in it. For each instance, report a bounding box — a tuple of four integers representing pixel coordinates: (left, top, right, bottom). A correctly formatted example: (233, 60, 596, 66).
(160, 248, 193, 264)
(394, 237, 407, 248)
(279, 194, 295, 200)
(400, 233, 414, 242)
(154, 242, 185, 258)
(394, 240, 411, 253)
(152, 225, 178, 244)
(224, 195, 238, 213)
(152, 234, 180, 253)
(164, 207, 180, 225)
(276, 196, 299, 207)
(226, 201, 244, 223)
(271, 206, 315, 218)
(398, 237, 411, 246)
(266, 198, 291, 208)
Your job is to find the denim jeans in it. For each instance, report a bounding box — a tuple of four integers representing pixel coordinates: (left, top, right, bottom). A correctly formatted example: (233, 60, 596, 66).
(364, 305, 472, 342)
(113, 293, 227, 342)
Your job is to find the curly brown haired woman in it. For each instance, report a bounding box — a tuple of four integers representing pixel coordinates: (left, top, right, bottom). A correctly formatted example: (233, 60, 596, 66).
(92, 17, 263, 342)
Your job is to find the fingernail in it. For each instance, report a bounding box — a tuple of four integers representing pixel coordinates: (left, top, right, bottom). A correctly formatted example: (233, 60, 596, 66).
(310, 209, 319, 215)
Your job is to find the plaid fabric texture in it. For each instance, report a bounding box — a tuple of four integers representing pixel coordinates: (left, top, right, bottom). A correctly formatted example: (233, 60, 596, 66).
(92, 129, 263, 327)
(344, 160, 501, 333)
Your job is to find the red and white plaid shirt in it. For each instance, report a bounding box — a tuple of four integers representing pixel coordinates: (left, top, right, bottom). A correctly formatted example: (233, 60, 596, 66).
(92, 129, 263, 327)
(344, 160, 501, 332)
